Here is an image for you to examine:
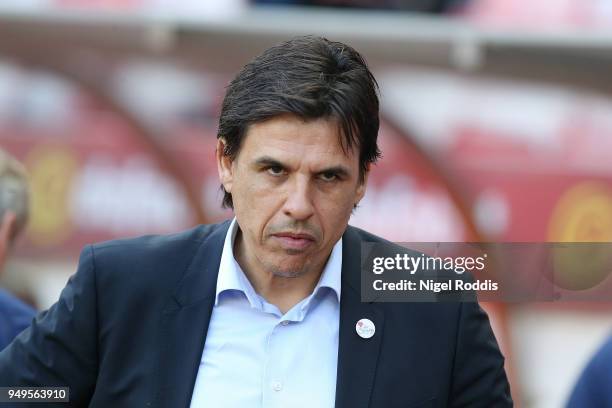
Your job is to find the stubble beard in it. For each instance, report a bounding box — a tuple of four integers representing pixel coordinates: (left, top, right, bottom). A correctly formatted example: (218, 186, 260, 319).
(261, 253, 310, 279)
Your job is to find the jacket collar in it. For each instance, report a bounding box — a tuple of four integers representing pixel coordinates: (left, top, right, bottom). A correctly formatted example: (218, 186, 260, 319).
(156, 220, 230, 408)
(335, 226, 385, 408)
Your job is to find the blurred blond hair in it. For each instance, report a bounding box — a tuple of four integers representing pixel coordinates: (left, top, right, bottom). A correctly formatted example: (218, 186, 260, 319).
(0, 149, 29, 242)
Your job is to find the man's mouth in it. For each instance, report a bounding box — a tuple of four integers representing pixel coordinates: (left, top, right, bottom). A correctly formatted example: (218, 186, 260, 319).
(272, 232, 316, 251)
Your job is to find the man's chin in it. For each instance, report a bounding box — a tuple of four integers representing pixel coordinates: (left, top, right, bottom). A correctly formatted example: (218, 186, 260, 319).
(270, 270, 303, 279)
(267, 259, 310, 279)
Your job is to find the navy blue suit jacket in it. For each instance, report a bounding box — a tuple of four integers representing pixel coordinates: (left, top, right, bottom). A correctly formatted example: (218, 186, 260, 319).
(0, 289, 35, 351)
(0, 221, 512, 407)
(567, 335, 612, 407)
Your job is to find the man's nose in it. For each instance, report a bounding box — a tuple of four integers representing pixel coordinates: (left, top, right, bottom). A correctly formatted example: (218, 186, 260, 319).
(282, 178, 314, 221)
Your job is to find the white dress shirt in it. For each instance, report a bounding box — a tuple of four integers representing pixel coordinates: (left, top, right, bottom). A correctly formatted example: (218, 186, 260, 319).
(190, 218, 342, 408)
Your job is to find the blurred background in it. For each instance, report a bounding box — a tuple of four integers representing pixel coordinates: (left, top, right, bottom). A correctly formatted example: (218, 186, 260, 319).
(1, 0, 612, 406)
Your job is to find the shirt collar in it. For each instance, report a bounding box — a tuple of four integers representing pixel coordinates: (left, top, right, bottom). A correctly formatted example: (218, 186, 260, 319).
(215, 218, 342, 306)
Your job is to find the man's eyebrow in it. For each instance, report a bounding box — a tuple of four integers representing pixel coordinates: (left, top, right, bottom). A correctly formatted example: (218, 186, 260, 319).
(253, 156, 351, 177)
(253, 156, 286, 168)
(317, 166, 350, 178)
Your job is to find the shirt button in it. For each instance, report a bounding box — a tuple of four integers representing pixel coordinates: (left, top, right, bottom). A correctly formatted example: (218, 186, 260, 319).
(271, 381, 283, 392)
(280, 320, 290, 326)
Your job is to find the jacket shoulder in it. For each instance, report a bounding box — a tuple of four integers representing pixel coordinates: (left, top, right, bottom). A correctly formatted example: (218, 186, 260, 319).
(88, 221, 229, 294)
(93, 222, 225, 254)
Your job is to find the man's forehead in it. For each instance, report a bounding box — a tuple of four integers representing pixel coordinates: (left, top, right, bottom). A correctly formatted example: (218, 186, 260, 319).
(242, 114, 358, 158)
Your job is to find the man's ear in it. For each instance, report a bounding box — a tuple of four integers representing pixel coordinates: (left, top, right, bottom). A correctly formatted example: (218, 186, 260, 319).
(216, 138, 234, 195)
(0, 211, 16, 271)
(355, 163, 370, 205)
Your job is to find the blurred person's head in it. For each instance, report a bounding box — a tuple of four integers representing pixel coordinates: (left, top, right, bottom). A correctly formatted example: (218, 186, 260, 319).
(216, 35, 380, 279)
(0, 149, 30, 270)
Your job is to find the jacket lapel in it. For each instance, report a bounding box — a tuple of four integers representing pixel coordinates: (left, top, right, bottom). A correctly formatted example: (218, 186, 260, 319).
(335, 227, 385, 408)
(156, 221, 230, 408)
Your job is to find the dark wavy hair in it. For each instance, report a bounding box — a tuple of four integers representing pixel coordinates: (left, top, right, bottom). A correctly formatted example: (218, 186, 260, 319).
(217, 35, 381, 208)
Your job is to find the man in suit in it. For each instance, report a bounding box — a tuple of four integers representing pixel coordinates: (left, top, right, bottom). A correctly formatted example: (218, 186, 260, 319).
(0, 36, 512, 407)
(0, 149, 36, 351)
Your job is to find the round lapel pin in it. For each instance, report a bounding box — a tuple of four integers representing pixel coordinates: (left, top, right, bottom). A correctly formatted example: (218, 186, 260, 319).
(356, 318, 375, 339)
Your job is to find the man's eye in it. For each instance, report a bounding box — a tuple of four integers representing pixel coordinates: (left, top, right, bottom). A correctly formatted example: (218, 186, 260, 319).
(267, 166, 285, 176)
(319, 172, 338, 182)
